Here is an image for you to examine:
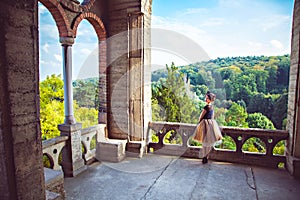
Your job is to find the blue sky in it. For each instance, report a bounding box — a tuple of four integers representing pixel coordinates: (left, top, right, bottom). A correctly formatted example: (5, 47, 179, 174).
(151, 0, 294, 68)
(38, 0, 294, 80)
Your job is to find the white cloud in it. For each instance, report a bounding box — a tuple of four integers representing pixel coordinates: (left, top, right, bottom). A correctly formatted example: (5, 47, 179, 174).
(218, 0, 242, 8)
(179, 8, 208, 16)
(54, 54, 62, 63)
(42, 43, 49, 53)
(81, 48, 92, 56)
(40, 24, 59, 40)
(200, 18, 226, 27)
(270, 40, 284, 50)
(248, 41, 263, 48)
(254, 15, 291, 32)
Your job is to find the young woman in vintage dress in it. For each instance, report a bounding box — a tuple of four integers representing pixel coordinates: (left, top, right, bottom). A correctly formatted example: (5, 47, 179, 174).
(194, 91, 223, 164)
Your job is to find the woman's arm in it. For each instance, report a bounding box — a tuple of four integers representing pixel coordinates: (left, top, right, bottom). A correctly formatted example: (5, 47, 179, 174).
(199, 109, 207, 122)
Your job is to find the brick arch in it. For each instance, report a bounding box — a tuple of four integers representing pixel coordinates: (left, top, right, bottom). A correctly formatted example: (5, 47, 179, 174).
(72, 12, 108, 124)
(72, 12, 107, 41)
(39, 0, 73, 37)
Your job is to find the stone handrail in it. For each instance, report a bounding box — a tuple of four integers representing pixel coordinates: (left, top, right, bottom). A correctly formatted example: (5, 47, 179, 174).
(81, 124, 105, 163)
(42, 136, 69, 170)
(148, 121, 289, 168)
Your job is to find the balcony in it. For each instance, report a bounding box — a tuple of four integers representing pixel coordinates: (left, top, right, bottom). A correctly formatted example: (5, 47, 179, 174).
(42, 122, 300, 199)
(63, 154, 300, 200)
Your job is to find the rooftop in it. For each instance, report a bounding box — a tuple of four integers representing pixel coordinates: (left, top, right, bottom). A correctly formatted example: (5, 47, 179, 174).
(64, 154, 300, 200)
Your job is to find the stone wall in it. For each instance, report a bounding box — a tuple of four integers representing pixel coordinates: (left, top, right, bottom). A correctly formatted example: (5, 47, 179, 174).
(0, 1, 45, 199)
(142, 0, 152, 140)
(107, 0, 142, 139)
(106, 0, 152, 141)
(287, 0, 300, 177)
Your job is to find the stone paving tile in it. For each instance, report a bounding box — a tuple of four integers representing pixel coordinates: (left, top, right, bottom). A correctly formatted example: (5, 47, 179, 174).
(64, 154, 300, 200)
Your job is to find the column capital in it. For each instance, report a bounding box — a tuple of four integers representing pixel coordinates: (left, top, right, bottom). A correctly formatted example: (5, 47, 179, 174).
(60, 37, 74, 45)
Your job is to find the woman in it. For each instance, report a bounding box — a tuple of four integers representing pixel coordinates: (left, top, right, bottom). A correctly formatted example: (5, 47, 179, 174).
(194, 91, 223, 164)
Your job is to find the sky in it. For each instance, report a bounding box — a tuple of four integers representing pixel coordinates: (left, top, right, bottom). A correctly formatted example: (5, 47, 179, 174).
(38, 0, 294, 80)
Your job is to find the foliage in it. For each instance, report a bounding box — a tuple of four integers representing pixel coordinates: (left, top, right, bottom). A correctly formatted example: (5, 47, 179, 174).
(40, 74, 64, 109)
(40, 75, 99, 140)
(150, 55, 289, 154)
(151, 62, 200, 123)
(73, 78, 99, 109)
(40, 100, 64, 139)
(273, 140, 285, 155)
(242, 137, 266, 153)
(40, 75, 64, 140)
(164, 131, 182, 144)
(74, 106, 98, 128)
(216, 135, 236, 150)
(151, 54, 289, 130)
(225, 102, 248, 127)
(247, 113, 275, 130)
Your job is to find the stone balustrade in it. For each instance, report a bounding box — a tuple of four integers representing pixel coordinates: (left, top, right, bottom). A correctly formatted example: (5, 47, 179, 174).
(148, 121, 289, 168)
(42, 136, 69, 199)
(81, 125, 99, 163)
(42, 136, 69, 170)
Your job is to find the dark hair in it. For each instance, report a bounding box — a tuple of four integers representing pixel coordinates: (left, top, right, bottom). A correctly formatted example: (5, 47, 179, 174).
(206, 91, 216, 101)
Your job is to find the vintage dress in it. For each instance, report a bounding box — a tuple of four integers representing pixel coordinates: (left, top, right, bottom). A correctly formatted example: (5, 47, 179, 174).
(193, 104, 223, 157)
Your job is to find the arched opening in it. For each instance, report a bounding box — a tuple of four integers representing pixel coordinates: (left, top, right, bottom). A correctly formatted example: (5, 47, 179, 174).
(38, 2, 64, 140)
(73, 19, 99, 129)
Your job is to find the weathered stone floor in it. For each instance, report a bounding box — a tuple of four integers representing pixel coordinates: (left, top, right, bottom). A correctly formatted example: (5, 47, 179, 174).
(64, 154, 300, 200)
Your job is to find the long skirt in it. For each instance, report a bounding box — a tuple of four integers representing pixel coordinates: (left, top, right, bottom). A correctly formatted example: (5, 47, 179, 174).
(193, 119, 223, 157)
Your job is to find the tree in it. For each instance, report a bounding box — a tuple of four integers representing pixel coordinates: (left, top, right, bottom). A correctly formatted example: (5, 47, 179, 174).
(265, 65, 278, 93)
(75, 106, 98, 128)
(40, 75, 64, 139)
(40, 74, 99, 140)
(40, 74, 64, 108)
(247, 113, 275, 130)
(151, 62, 199, 123)
(271, 93, 288, 129)
(225, 102, 248, 127)
(40, 100, 64, 139)
(73, 78, 99, 109)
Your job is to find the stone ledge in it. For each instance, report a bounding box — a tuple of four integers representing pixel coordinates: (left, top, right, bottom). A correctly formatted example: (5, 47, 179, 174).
(95, 139, 127, 162)
(126, 140, 146, 158)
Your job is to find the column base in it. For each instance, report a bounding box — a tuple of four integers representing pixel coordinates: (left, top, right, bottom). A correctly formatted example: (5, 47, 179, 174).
(286, 151, 300, 179)
(58, 123, 87, 177)
(62, 159, 87, 177)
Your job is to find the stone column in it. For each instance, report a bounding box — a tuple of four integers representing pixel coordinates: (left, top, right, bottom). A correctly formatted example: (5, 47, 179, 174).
(58, 37, 86, 177)
(287, 0, 300, 178)
(60, 37, 76, 124)
(128, 12, 144, 141)
(59, 123, 87, 177)
(0, 1, 45, 199)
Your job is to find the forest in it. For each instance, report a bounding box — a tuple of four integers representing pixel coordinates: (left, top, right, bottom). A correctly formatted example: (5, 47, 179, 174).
(39, 54, 289, 155)
(152, 54, 290, 129)
(151, 55, 289, 155)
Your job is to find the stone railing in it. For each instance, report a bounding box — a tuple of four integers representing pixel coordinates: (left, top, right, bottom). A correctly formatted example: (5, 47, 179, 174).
(81, 124, 103, 163)
(42, 136, 69, 170)
(148, 121, 289, 168)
